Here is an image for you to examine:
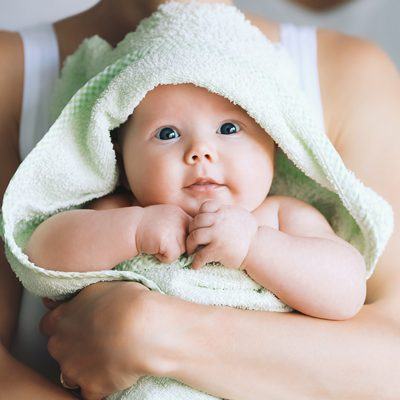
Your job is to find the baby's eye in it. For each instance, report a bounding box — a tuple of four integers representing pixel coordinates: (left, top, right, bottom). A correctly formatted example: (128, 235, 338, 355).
(155, 126, 180, 141)
(218, 122, 241, 135)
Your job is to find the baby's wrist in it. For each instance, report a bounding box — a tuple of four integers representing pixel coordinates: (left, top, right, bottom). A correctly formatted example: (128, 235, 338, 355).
(129, 206, 145, 256)
(240, 225, 261, 273)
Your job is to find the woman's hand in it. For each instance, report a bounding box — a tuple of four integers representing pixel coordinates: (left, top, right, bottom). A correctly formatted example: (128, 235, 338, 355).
(136, 204, 192, 263)
(40, 281, 175, 400)
(186, 199, 258, 270)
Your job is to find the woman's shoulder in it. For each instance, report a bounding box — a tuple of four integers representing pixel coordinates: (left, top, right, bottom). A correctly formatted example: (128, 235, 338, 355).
(246, 13, 397, 147)
(0, 10, 97, 132)
(316, 29, 400, 305)
(0, 30, 24, 198)
(316, 28, 398, 147)
(0, 30, 24, 136)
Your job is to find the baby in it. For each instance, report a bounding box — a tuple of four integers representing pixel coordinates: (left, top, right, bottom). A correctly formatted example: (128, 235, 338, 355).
(25, 82, 366, 321)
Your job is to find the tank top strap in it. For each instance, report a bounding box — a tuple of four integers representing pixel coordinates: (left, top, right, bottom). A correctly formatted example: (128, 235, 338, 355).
(18, 24, 60, 160)
(279, 22, 325, 133)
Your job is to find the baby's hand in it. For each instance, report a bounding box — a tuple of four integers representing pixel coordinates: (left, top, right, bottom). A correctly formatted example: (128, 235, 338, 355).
(136, 204, 192, 263)
(186, 200, 258, 270)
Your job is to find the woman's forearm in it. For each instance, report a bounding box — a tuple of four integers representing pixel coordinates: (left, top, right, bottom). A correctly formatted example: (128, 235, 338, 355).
(0, 248, 73, 398)
(24, 207, 144, 272)
(0, 344, 75, 399)
(162, 297, 400, 400)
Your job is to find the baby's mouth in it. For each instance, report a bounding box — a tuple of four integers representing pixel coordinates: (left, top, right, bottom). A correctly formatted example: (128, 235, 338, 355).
(184, 177, 225, 193)
(185, 183, 224, 192)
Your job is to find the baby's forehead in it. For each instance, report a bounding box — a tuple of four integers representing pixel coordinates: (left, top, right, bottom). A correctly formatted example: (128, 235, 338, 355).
(133, 83, 250, 119)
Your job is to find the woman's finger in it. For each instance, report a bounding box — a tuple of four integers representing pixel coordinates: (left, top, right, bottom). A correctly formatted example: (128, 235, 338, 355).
(39, 308, 61, 336)
(59, 371, 80, 390)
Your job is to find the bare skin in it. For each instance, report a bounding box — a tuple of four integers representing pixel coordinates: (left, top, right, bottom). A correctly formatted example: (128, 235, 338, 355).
(289, 0, 352, 11)
(1, 0, 399, 399)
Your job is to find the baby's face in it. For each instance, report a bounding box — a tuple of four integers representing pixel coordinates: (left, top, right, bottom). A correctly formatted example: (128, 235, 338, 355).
(118, 83, 275, 217)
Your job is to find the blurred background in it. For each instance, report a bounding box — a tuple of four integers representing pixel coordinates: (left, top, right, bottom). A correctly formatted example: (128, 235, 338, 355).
(0, 0, 399, 68)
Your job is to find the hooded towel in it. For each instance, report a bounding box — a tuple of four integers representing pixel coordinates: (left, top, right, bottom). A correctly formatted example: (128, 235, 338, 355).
(0, 2, 394, 399)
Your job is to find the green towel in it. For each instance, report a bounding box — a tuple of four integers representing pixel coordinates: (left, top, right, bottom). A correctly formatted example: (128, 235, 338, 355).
(0, 1, 393, 399)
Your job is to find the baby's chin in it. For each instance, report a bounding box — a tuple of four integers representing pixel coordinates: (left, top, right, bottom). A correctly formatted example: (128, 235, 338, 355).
(178, 201, 206, 218)
(180, 197, 230, 217)
(178, 202, 197, 218)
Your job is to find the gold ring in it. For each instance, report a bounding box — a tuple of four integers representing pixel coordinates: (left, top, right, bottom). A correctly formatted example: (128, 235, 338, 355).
(60, 372, 80, 390)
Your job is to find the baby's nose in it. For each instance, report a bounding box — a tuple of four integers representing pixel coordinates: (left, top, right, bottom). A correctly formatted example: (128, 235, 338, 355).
(184, 142, 218, 164)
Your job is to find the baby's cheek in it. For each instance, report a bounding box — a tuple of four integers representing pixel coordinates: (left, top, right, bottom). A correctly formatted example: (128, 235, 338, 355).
(238, 173, 272, 212)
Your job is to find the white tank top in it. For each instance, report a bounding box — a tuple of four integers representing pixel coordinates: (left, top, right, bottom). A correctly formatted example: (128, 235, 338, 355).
(236, 0, 400, 69)
(13, 21, 325, 380)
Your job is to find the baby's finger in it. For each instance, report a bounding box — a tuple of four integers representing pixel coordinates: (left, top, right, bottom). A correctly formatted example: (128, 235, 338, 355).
(188, 213, 215, 233)
(185, 215, 194, 235)
(155, 240, 183, 264)
(178, 235, 187, 255)
(191, 245, 215, 270)
(199, 199, 220, 214)
(186, 227, 212, 255)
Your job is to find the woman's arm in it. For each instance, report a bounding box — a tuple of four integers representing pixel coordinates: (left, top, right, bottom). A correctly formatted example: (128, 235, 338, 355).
(0, 30, 76, 399)
(0, 342, 77, 399)
(160, 292, 399, 400)
(161, 32, 400, 399)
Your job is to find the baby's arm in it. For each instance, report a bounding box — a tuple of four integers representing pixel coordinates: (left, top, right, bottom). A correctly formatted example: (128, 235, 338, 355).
(24, 195, 144, 272)
(244, 195, 366, 320)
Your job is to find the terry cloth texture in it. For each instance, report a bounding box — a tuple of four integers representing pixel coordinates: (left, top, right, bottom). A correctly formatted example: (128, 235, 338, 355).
(0, 1, 394, 399)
